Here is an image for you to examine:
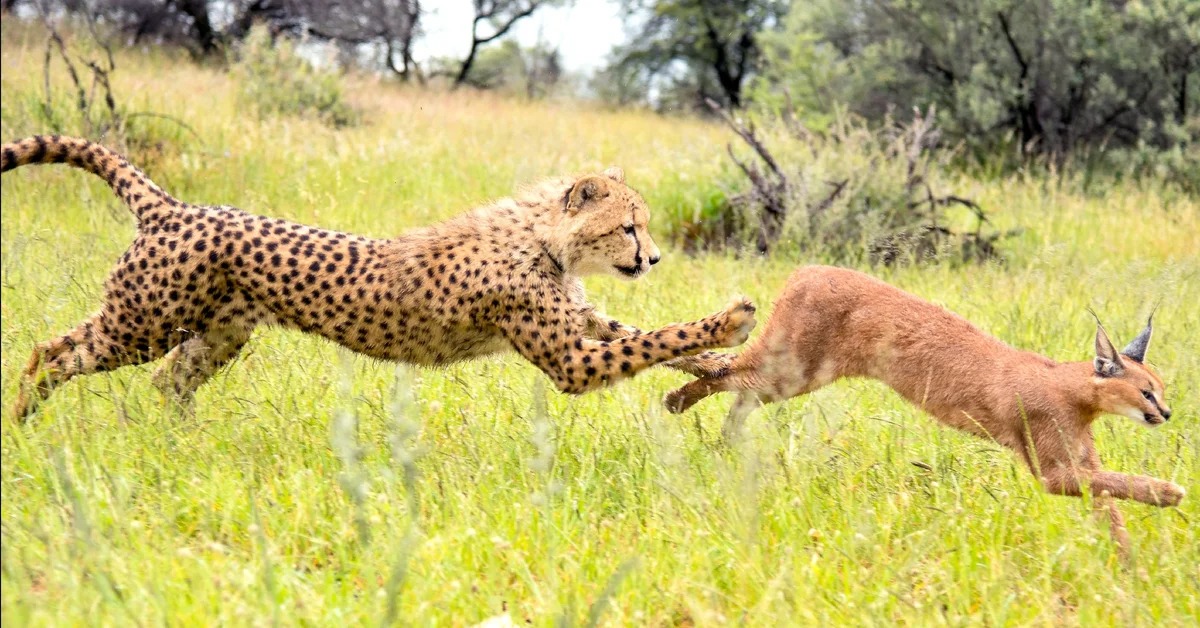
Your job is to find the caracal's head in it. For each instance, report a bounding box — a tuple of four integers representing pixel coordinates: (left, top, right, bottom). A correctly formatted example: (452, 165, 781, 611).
(556, 168, 661, 280)
(1092, 315, 1171, 426)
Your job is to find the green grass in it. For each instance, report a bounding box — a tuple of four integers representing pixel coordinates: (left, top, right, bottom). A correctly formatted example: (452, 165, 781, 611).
(2, 21, 1199, 626)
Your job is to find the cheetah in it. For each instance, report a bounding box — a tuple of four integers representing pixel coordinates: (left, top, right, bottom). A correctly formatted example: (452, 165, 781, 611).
(3, 135, 753, 419)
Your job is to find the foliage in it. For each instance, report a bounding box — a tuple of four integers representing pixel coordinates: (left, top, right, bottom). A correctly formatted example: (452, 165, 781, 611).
(10, 0, 237, 57)
(751, 0, 1200, 164)
(8, 0, 424, 78)
(281, 0, 423, 80)
(452, 0, 560, 88)
(588, 54, 655, 109)
(451, 39, 568, 99)
(232, 25, 358, 128)
(24, 17, 198, 171)
(603, 0, 787, 111)
(34, 18, 124, 138)
(1101, 114, 1200, 195)
(686, 103, 1013, 265)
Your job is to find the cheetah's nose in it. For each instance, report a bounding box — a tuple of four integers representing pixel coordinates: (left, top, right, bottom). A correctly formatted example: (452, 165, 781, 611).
(1163, 409, 1172, 421)
(649, 255, 660, 266)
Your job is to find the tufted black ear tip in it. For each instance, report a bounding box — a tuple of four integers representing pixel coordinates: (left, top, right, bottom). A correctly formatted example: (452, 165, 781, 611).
(1121, 313, 1153, 363)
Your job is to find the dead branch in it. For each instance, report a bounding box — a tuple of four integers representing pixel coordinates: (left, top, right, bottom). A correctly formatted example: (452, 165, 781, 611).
(808, 179, 849, 231)
(41, 17, 122, 138)
(706, 97, 786, 180)
(123, 112, 203, 142)
(707, 97, 793, 253)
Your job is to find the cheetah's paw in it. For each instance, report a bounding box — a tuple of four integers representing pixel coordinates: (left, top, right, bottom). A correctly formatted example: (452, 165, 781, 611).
(715, 296, 757, 348)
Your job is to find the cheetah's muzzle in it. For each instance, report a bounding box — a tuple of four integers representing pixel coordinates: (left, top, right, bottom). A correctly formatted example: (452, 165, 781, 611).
(614, 265, 643, 278)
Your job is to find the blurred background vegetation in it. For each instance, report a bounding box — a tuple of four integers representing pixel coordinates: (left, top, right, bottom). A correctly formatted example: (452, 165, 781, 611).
(2, 0, 1197, 262)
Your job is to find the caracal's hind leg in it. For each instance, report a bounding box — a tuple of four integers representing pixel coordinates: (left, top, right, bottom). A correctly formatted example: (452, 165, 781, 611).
(13, 312, 159, 420)
(152, 328, 251, 412)
(663, 369, 749, 414)
(667, 362, 768, 413)
(721, 391, 769, 443)
(664, 361, 801, 415)
(663, 368, 773, 443)
(665, 356, 826, 442)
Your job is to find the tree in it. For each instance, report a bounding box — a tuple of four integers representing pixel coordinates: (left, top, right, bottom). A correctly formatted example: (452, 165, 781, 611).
(21, 0, 423, 78)
(452, 38, 567, 99)
(753, 0, 1200, 162)
(25, 0, 236, 58)
(606, 0, 787, 110)
(454, 0, 555, 88)
(269, 0, 423, 81)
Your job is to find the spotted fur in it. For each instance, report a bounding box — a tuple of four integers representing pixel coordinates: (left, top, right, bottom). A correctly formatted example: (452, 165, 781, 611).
(4, 135, 755, 419)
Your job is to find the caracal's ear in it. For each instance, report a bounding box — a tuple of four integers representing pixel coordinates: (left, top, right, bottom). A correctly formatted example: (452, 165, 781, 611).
(1121, 313, 1153, 363)
(566, 175, 611, 212)
(601, 167, 625, 184)
(1094, 322, 1125, 377)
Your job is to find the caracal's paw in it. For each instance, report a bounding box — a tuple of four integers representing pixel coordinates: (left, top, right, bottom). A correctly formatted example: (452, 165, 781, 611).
(663, 386, 691, 414)
(1159, 481, 1185, 507)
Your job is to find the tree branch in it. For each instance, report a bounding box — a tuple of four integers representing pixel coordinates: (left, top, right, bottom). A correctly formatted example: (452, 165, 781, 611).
(454, 0, 541, 87)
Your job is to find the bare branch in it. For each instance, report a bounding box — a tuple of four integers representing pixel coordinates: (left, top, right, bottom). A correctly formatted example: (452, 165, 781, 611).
(454, 0, 544, 87)
(705, 98, 785, 181)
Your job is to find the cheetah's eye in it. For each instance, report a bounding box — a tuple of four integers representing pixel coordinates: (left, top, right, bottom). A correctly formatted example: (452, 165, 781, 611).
(623, 224, 635, 235)
(1142, 390, 1154, 401)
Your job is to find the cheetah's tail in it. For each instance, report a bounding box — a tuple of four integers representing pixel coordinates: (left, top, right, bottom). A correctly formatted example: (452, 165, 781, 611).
(1, 135, 180, 224)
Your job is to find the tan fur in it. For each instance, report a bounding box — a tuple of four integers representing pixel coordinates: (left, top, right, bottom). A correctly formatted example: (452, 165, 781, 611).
(666, 265, 1182, 558)
(3, 135, 756, 419)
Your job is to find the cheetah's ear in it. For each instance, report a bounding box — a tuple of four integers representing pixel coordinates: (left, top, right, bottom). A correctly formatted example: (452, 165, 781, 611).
(602, 167, 625, 184)
(566, 175, 610, 212)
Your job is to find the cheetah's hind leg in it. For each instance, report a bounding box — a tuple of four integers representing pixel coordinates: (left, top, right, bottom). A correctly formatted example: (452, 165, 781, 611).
(13, 313, 159, 421)
(152, 330, 250, 414)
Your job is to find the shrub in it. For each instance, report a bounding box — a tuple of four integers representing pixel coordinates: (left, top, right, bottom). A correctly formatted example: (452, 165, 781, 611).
(751, 0, 1199, 166)
(19, 19, 195, 171)
(1100, 115, 1200, 196)
(233, 26, 358, 128)
(678, 102, 1016, 265)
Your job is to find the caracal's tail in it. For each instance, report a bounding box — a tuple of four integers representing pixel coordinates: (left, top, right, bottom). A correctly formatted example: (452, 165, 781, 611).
(2, 135, 181, 223)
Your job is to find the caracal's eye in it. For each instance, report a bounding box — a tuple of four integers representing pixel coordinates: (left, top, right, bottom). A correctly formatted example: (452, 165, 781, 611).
(1142, 390, 1154, 401)
(623, 224, 635, 235)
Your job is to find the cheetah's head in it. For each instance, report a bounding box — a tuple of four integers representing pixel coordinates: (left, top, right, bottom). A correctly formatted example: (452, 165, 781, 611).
(558, 167, 661, 280)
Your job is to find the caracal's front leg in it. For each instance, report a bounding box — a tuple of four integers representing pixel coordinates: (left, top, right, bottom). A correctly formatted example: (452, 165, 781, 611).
(1040, 460, 1185, 507)
(1037, 440, 1182, 560)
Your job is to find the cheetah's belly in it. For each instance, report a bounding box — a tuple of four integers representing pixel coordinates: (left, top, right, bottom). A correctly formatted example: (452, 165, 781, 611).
(346, 323, 512, 365)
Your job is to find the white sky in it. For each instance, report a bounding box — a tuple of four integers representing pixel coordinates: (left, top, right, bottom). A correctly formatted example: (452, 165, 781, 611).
(415, 0, 631, 73)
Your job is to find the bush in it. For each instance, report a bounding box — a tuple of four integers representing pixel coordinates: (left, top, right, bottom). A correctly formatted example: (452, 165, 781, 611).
(677, 103, 1016, 265)
(16, 19, 196, 171)
(751, 0, 1199, 165)
(1100, 115, 1200, 196)
(233, 26, 358, 128)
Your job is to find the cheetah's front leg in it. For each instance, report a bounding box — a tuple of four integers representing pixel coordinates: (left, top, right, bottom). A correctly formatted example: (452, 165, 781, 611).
(503, 297, 756, 394)
(585, 310, 736, 378)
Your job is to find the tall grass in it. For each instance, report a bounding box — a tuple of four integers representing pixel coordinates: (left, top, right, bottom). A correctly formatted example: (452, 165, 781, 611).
(2, 20, 1199, 625)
